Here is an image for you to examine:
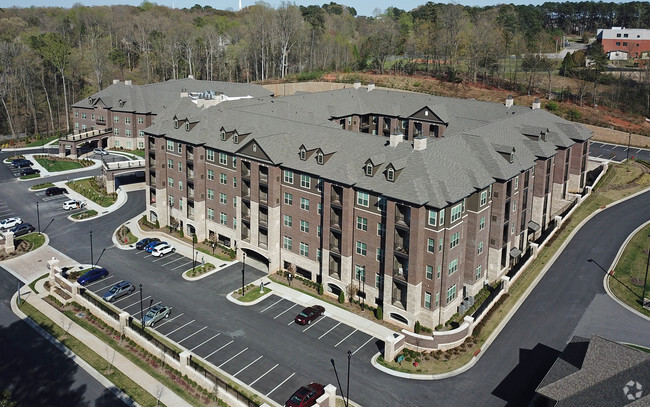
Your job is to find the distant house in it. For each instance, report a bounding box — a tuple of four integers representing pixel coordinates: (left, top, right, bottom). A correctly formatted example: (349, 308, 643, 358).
(533, 335, 650, 406)
(597, 27, 650, 60)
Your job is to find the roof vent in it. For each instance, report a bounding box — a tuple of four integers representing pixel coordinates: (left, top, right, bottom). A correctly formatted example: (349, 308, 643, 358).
(532, 98, 541, 110)
(367, 83, 375, 92)
(505, 95, 513, 108)
(413, 135, 427, 151)
(353, 82, 361, 89)
(390, 129, 404, 147)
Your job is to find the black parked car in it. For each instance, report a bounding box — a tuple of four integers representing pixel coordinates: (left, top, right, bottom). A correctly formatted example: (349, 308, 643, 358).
(19, 168, 40, 176)
(10, 223, 35, 237)
(45, 187, 68, 196)
(12, 159, 33, 168)
(136, 237, 160, 250)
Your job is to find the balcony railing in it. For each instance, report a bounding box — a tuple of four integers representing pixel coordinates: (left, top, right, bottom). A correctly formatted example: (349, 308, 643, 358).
(259, 190, 268, 204)
(259, 212, 268, 226)
(259, 172, 268, 184)
(186, 169, 194, 179)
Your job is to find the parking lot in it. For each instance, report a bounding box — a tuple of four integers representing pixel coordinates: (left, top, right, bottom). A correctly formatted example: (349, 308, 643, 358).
(79, 251, 382, 405)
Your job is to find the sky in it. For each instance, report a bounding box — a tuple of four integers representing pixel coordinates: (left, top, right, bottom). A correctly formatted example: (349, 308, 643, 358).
(4, 0, 561, 17)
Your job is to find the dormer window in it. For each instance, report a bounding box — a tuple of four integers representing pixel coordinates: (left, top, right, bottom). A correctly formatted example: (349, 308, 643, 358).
(316, 152, 323, 165)
(185, 121, 190, 131)
(233, 132, 239, 144)
(387, 167, 395, 182)
(174, 118, 179, 129)
(365, 163, 373, 176)
(299, 147, 306, 161)
(509, 152, 514, 163)
(220, 129, 226, 140)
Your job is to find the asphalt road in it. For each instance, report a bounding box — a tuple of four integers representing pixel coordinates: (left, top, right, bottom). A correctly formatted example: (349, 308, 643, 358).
(1, 146, 650, 406)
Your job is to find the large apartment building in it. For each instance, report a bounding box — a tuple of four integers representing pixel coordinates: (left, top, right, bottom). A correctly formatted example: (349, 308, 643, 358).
(71, 79, 591, 330)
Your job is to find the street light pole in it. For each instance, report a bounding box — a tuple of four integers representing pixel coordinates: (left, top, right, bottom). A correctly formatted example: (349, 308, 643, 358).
(192, 234, 195, 273)
(168, 201, 173, 233)
(36, 202, 41, 235)
(330, 358, 348, 407)
(90, 230, 94, 267)
(643, 239, 650, 306)
(346, 350, 351, 407)
(588, 258, 642, 300)
(627, 132, 631, 161)
(242, 252, 246, 295)
(139, 284, 144, 329)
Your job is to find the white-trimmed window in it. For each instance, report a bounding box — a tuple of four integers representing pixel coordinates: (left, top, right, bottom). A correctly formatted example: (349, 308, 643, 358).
(317, 225, 321, 238)
(450, 232, 460, 249)
(476, 265, 482, 281)
(138, 117, 144, 124)
(300, 198, 309, 211)
(283, 236, 292, 250)
(514, 177, 519, 190)
(480, 190, 488, 206)
(451, 203, 462, 222)
(365, 163, 373, 176)
(479, 216, 485, 230)
(299, 148, 306, 160)
(177, 143, 182, 153)
(283, 170, 294, 184)
(284, 193, 293, 205)
(435, 292, 440, 308)
(376, 248, 383, 262)
(219, 193, 227, 204)
(316, 152, 323, 164)
(300, 220, 309, 233)
(513, 201, 517, 212)
(387, 167, 395, 182)
(356, 216, 368, 231)
(439, 210, 445, 225)
(448, 258, 458, 275)
(446, 284, 457, 303)
(178, 181, 183, 191)
(125, 129, 131, 136)
(206, 149, 214, 162)
(168, 177, 173, 188)
(167, 140, 174, 151)
(283, 215, 292, 227)
(167, 159, 173, 169)
(437, 265, 441, 279)
(354, 265, 366, 281)
(220, 173, 227, 184)
(357, 191, 369, 207)
(114, 116, 120, 123)
(220, 212, 227, 225)
(220, 130, 226, 140)
(356, 241, 367, 256)
(219, 152, 227, 165)
(300, 174, 311, 188)
(426, 265, 433, 279)
(427, 238, 435, 253)
(300, 242, 309, 257)
(125, 117, 131, 124)
(428, 210, 437, 226)
(113, 128, 120, 135)
(178, 162, 182, 172)
(477, 241, 483, 254)
(317, 202, 322, 215)
(424, 292, 432, 309)
(207, 189, 214, 200)
(377, 223, 384, 236)
(185, 122, 190, 131)
(377, 197, 386, 211)
(207, 208, 214, 220)
(207, 169, 214, 181)
(138, 131, 144, 137)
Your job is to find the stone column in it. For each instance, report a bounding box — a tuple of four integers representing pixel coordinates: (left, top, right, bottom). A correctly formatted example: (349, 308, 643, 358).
(179, 350, 192, 371)
(4, 231, 14, 254)
(119, 312, 130, 332)
(320, 384, 337, 407)
(384, 332, 405, 362)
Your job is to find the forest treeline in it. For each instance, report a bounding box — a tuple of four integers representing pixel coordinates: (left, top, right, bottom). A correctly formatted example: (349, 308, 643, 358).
(1, 1, 649, 138)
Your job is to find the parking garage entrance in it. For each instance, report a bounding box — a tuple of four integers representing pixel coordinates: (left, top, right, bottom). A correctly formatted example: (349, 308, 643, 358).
(242, 249, 269, 273)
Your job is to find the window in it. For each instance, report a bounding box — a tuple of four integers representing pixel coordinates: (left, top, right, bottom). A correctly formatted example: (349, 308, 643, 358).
(439, 238, 443, 252)
(114, 116, 120, 123)
(177, 144, 182, 153)
(317, 249, 321, 261)
(81, 112, 86, 119)
(178, 181, 183, 191)
(427, 238, 435, 253)
(138, 117, 144, 124)
(75, 111, 79, 118)
(376, 248, 383, 262)
(479, 216, 485, 230)
(424, 292, 432, 309)
(476, 265, 482, 281)
(480, 190, 488, 206)
(220, 130, 226, 140)
(233, 157, 237, 169)
(220, 212, 227, 225)
(206, 149, 214, 162)
(450, 232, 460, 249)
(446, 284, 457, 303)
(207, 208, 214, 220)
(167, 159, 173, 169)
(233, 197, 237, 207)
(113, 128, 120, 135)
(377, 197, 386, 211)
(356, 217, 368, 231)
(426, 265, 433, 279)
(75, 123, 79, 130)
(448, 258, 458, 275)
(283, 215, 292, 227)
(207, 169, 214, 181)
(300, 220, 309, 233)
(178, 162, 182, 172)
(317, 152, 323, 164)
(299, 148, 306, 160)
(167, 140, 174, 151)
(477, 241, 483, 254)
(365, 163, 373, 176)
(233, 177, 237, 187)
(451, 204, 462, 222)
(283, 236, 292, 250)
(357, 191, 369, 207)
(514, 177, 519, 190)
(439, 210, 445, 225)
(220, 173, 227, 184)
(300, 242, 309, 257)
(513, 201, 517, 212)
(437, 265, 441, 279)
(138, 131, 144, 138)
(185, 122, 190, 131)
(354, 265, 366, 281)
(81, 124, 87, 131)
(435, 292, 440, 308)
(377, 223, 384, 236)
(125, 117, 131, 124)
(219, 152, 227, 165)
(387, 167, 395, 181)
(219, 193, 227, 204)
(300, 174, 311, 188)
(284, 193, 293, 205)
(616, 41, 621, 46)
(207, 189, 214, 200)
(356, 241, 367, 256)
(283, 170, 294, 184)
(428, 210, 437, 226)
(317, 226, 321, 238)
(317, 202, 322, 215)
(168, 177, 174, 188)
(511, 223, 515, 234)
(300, 198, 309, 211)
(375, 273, 381, 287)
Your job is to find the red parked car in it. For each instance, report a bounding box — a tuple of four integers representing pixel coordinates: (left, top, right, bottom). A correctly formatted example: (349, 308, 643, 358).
(285, 382, 325, 407)
(294, 305, 325, 325)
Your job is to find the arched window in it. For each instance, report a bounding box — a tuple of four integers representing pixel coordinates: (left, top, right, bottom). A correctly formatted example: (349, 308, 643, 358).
(233, 132, 239, 143)
(387, 167, 395, 181)
(174, 118, 179, 129)
(220, 130, 226, 140)
(185, 121, 190, 131)
(365, 163, 373, 176)
(299, 148, 306, 161)
(316, 152, 323, 165)
(509, 152, 514, 163)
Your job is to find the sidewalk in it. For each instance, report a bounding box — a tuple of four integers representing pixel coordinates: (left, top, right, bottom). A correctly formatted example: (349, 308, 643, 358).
(4, 247, 193, 407)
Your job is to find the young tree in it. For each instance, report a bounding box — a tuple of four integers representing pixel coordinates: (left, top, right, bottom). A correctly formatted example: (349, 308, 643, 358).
(275, 2, 303, 78)
(587, 41, 608, 107)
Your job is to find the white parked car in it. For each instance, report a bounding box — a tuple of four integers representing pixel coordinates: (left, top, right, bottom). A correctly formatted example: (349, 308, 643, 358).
(63, 200, 87, 210)
(151, 243, 175, 257)
(0, 217, 22, 231)
(93, 148, 109, 155)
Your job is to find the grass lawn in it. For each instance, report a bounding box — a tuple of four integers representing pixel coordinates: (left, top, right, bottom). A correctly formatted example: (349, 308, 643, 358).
(17, 233, 46, 251)
(26, 135, 59, 147)
(31, 182, 54, 190)
(29, 273, 49, 295)
(66, 177, 116, 207)
(34, 156, 86, 172)
(609, 223, 650, 317)
(132, 149, 145, 158)
(18, 300, 162, 407)
(233, 286, 271, 302)
(71, 210, 98, 220)
(20, 173, 41, 180)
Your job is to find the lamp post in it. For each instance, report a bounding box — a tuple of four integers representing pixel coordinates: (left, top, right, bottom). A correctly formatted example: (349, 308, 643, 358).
(139, 284, 144, 329)
(642, 237, 650, 306)
(588, 258, 642, 300)
(192, 233, 196, 273)
(361, 266, 366, 310)
(89, 230, 94, 267)
(36, 202, 41, 235)
(242, 252, 246, 295)
(168, 200, 173, 233)
(346, 350, 351, 407)
(627, 132, 631, 161)
(330, 357, 349, 407)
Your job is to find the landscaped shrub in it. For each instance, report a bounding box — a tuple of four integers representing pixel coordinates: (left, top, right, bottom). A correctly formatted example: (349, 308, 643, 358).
(375, 305, 383, 320)
(338, 291, 345, 304)
(414, 320, 422, 334)
(154, 219, 160, 228)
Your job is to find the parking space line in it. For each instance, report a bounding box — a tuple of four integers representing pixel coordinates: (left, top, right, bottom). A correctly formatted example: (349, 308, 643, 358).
(302, 317, 324, 332)
(261, 298, 283, 313)
(335, 329, 357, 347)
(114, 291, 140, 303)
(636, 149, 642, 154)
(218, 347, 248, 368)
(162, 257, 185, 266)
(122, 296, 152, 311)
(266, 373, 295, 397)
(352, 337, 374, 355)
(234, 355, 262, 377)
(171, 261, 193, 270)
(274, 304, 296, 319)
(177, 326, 207, 344)
(205, 340, 233, 359)
(190, 333, 221, 351)
(249, 364, 278, 386)
(611, 145, 618, 149)
(151, 256, 167, 263)
(155, 313, 184, 328)
(84, 276, 115, 289)
(318, 322, 341, 339)
(95, 281, 120, 293)
(166, 320, 195, 336)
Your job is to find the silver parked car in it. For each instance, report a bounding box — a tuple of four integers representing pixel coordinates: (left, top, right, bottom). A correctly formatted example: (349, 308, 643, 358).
(102, 281, 136, 302)
(143, 304, 172, 327)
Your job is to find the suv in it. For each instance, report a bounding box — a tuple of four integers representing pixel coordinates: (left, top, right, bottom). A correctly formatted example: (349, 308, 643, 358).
(102, 281, 136, 302)
(93, 148, 108, 155)
(0, 217, 22, 231)
(143, 304, 172, 327)
(10, 223, 35, 237)
(12, 158, 32, 168)
(45, 187, 68, 196)
(151, 243, 175, 257)
(77, 267, 109, 285)
(136, 237, 160, 250)
(63, 200, 87, 210)
(20, 168, 40, 176)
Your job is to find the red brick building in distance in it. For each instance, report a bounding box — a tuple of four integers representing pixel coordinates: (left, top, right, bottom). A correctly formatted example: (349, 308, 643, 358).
(597, 27, 650, 60)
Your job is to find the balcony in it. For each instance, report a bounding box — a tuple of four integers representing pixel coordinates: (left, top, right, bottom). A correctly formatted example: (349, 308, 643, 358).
(395, 204, 410, 228)
(330, 208, 342, 229)
(259, 232, 268, 249)
(242, 204, 251, 221)
(391, 280, 407, 310)
(394, 241, 409, 255)
(259, 210, 268, 227)
(259, 189, 268, 204)
(331, 186, 343, 206)
(259, 170, 268, 185)
(186, 168, 194, 179)
(187, 187, 194, 199)
(329, 256, 341, 279)
(242, 162, 251, 179)
(186, 148, 194, 162)
(393, 259, 408, 281)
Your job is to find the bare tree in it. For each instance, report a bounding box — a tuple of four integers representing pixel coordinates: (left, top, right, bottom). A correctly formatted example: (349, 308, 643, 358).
(275, 2, 303, 78)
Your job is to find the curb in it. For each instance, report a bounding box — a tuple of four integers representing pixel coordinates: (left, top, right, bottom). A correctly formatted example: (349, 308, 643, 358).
(225, 279, 274, 306)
